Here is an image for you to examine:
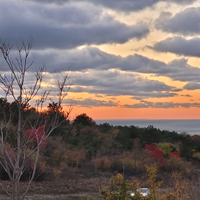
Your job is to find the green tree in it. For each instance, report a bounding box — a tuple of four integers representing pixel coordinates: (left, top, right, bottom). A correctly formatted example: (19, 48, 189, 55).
(73, 113, 95, 127)
(157, 143, 177, 157)
(45, 103, 70, 136)
(78, 127, 103, 159)
(180, 135, 193, 160)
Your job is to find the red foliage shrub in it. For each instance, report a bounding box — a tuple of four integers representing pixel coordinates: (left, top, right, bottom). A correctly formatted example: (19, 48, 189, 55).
(25, 125, 47, 147)
(151, 149, 164, 161)
(170, 151, 180, 158)
(145, 144, 164, 161)
(80, 128, 85, 133)
(145, 144, 158, 152)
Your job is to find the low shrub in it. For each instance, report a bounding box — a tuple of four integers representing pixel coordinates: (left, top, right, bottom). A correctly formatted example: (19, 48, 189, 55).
(51, 150, 67, 166)
(166, 156, 190, 174)
(110, 160, 123, 174)
(93, 157, 111, 171)
(193, 152, 200, 161)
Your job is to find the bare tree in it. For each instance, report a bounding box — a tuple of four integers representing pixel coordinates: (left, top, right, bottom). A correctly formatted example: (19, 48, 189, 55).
(0, 38, 71, 200)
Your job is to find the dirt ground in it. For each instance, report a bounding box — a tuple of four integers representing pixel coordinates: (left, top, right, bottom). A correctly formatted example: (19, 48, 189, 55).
(0, 193, 102, 200)
(0, 172, 109, 200)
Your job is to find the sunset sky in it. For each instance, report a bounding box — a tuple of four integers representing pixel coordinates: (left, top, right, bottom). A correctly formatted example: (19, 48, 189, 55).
(1, 0, 200, 120)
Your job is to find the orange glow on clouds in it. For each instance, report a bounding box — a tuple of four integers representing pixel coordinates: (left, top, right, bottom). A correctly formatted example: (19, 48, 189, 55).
(65, 89, 200, 120)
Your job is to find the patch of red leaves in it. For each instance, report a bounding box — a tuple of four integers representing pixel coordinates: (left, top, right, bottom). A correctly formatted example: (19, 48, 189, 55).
(25, 125, 47, 147)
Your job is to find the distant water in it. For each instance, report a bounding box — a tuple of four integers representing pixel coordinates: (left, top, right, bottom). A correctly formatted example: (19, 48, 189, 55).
(95, 119, 200, 136)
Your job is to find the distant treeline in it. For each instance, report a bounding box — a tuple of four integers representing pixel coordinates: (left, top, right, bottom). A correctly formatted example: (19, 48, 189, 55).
(1, 98, 200, 161)
(60, 113, 200, 161)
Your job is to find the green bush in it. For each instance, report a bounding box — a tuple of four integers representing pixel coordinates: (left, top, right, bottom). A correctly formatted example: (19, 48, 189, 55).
(193, 152, 200, 161)
(157, 143, 177, 157)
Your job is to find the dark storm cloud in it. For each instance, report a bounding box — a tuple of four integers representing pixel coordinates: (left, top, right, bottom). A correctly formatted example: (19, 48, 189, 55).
(112, 51, 200, 82)
(156, 7, 200, 35)
(0, 1, 149, 50)
(35, 47, 200, 82)
(30, 47, 121, 72)
(123, 101, 200, 108)
(71, 87, 178, 100)
(2, 46, 200, 83)
(0, 68, 178, 101)
(63, 98, 117, 108)
(180, 94, 192, 97)
(130, 91, 178, 100)
(183, 82, 200, 90)
(69, 70, 179, 99)
(27, 0, 197, 12)
(151, 37, 200, 57)
(161, 59, 200, 82)
(85, 0, 197, 12)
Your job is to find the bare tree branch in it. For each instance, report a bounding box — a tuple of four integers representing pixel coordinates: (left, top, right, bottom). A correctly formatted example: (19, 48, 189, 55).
(0, 38, 71, 200)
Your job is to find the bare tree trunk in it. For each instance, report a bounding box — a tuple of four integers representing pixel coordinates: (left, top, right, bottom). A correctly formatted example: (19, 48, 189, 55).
(0, 38, 71, 200)
(16, 90, 22, 200)
(12, 183, 15, 200)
